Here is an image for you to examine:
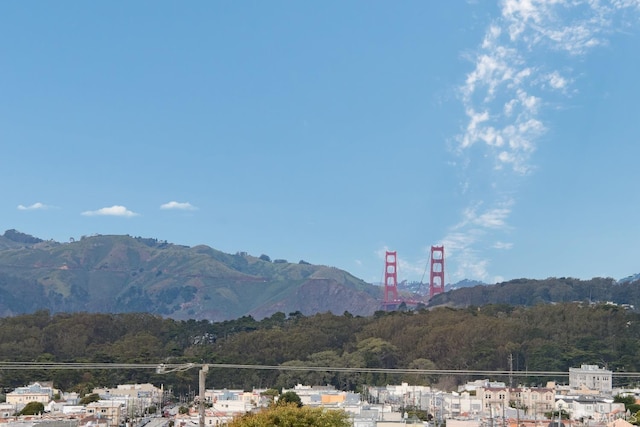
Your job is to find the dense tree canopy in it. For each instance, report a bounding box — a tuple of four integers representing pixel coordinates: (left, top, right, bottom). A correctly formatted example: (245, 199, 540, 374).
(1, 302, 639, 394)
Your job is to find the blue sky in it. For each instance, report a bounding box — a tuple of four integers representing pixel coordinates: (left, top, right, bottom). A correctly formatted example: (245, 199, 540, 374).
(2, 1, 639, 285)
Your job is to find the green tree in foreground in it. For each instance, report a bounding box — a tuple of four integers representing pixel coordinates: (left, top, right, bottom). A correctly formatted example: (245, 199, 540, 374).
(20, 401, 45, 415)
(228, 404, 351, 427)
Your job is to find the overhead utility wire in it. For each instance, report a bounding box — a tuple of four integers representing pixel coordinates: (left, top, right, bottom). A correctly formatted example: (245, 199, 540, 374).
(2, 361, 640, 378)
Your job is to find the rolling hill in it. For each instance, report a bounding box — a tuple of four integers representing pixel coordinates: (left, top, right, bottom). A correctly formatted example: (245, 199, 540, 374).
(0, 230, 383, 321)
(428, 276, 640, 309)
(2, 230, 638, 321)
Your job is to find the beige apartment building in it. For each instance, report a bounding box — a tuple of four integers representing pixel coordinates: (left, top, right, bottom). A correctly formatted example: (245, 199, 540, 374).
(85, 400, 124, 427)
(6, 382, 55, 408)
(478, 384, 556, 417)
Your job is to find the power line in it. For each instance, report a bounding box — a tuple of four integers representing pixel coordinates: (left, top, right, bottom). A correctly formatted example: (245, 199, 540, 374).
(2, 361, 640, 378)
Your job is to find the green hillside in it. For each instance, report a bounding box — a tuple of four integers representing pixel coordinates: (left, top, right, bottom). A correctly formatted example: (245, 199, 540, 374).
(0, 230, 383, 320)
(430, 276, 640, 308)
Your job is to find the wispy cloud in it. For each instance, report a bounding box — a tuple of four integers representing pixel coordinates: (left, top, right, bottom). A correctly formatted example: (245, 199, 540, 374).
(160, 201, 197, 211)
(445, 0, 639, 282)
(17, 202, 51, 211)
(500, 0, 633, 55)
(493, 241, 514, 250)
(457, 201, 514, 230)
(81, 205, 139, 217)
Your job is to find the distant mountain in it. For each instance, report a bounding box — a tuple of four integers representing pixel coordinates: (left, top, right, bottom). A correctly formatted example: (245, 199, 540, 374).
(0, 230, 383, 321)
(398, 279, 487, 294)
(619, 273, 640, 284)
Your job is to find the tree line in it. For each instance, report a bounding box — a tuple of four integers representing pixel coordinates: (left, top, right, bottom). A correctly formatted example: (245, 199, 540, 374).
(1, 302, 639, 397)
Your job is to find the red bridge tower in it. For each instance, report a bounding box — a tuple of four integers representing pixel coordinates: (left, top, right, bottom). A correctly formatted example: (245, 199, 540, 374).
(383, 250, 399, 307)
(429, 245, 445, 299)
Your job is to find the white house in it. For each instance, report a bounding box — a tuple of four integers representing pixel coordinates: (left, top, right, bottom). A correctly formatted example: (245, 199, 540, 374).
(558, 396, 624, 422)
(569, 365, 612, 395)
(0, 402, 15, 418)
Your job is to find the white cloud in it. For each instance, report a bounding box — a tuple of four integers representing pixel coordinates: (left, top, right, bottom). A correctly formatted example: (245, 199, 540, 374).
(461, 109, 490, 148)
(475, 207, 512, 229)
(444, 229, 477, 248)
(500, 0, 640, 55)
(546, 71, 570, 90)
(445, 0, 640, 281)
(504, 99, 518, 116)
(81, 205, 139, 217)
(160, 201, 197, 211)
(17, 202, 50, 211)
(454, 200, 514, 231)
(452, 250, 490, 282)
(457, 1, 638, 177)
(493, 241, 514, 250)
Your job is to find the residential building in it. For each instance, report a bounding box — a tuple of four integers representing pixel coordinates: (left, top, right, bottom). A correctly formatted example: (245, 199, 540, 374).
(442, 392, 483, 417)
(569, 365, 612, 395)
(284, 384, 359, 407)
(459, 380, 507, 393)
(557, 395, 625, 422)
(477, 384, 555, 418)
(92, 383, 162, 417)
(85, 400, 123, 427)
(0, 403, 15, 418)
(6, 382, 56, 409)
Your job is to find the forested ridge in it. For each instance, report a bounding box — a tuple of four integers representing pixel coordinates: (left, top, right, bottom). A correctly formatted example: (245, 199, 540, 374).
(432, 276, 640, 308)
(1, 303, 639, 395)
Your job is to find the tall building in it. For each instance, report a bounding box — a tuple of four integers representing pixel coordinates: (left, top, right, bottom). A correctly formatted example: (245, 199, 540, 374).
(569, 364, 612, 395)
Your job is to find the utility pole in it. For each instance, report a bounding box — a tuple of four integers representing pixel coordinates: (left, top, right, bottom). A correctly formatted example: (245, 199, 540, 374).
(199, 365, 209, 427)
(508, 354, 513, 389)
(155, 363, 207, 427)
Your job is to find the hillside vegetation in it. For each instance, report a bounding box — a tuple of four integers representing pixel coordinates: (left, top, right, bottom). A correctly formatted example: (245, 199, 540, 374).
(1, 303, 639, 394)
(0, 230, 382, 320)
(430, 276, 640, 308)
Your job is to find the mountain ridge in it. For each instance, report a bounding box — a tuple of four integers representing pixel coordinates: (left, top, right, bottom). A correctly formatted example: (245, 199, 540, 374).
(1, 230, 639, 320)
(0, 230, 383, 321)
